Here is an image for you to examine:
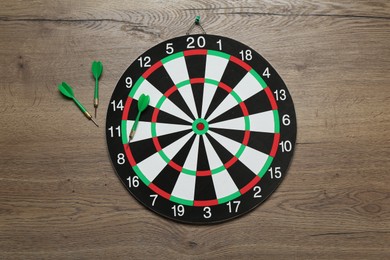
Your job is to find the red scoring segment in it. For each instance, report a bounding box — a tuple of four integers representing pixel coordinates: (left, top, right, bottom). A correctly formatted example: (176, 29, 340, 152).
(184, 49, 208, 56)
(194, 199, 219, 207)
(122, 97, 133, 120)
(240, 175, 261, 194)
(197, 123, 205, 130)
(264, 87, 278, 110)
(142, 61, 163, 79)
(229, 55, 252, 72)
(270, 133, 280, 158)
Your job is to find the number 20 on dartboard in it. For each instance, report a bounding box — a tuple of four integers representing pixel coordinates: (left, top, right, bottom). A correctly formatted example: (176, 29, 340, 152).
(106, 34, 296, 224)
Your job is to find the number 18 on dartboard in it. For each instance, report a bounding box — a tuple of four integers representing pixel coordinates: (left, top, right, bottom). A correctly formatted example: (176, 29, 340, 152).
(106, 32, 296, 224)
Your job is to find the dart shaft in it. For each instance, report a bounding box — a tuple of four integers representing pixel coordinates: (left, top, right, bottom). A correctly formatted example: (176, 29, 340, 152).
(84, 111, 99, 127)
(131, 112, 141, 132)
(94, 79, 99, 103)
(72, 97, 99, 127)
(129, 112, 141, 141)
(72, 97, 87, 113)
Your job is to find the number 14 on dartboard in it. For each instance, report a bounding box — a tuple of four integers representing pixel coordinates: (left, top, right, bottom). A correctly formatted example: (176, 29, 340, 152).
(106, 31, 296, 224)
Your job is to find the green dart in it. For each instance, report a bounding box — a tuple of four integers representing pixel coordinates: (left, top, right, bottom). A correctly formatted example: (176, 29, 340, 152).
(92, 61, 103, 118)
(129, 94, 150, 141)
(58, 82, 99, 127)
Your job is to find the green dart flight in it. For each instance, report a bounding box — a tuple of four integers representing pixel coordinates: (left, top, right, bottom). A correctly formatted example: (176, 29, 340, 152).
(58, 82, 99, 127)
(92, 61, 103, 118)
(129, 94, 150, 141)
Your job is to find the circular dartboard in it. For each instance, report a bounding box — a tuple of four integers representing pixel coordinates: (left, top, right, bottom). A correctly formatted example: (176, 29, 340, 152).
(106, 34, 296, 224)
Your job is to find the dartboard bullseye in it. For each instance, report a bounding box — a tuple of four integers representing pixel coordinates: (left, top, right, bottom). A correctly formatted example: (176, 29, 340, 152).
(106, 34, 296, 224)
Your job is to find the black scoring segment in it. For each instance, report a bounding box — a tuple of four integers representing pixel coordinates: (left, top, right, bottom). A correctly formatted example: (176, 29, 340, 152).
(207, 90, 273, 124)
(244, 90, 273, 115)
(191, 83, 204, 119)
(152, 165, 181, 195)
(220, 60, 248, 90)
(126, 99, 153, 122)
(205, 132, 234, 165)
(194, 176, 217, 201)
(185, 54, 206, 79)
(146, 66, 174, 94)
(148, 65, 195, 120)
(208, 128, 245, 145)
(168, 90, 196, 121)
(171, 134, 196, 167)
(246, 131, 275, 155)
(156, 109, 192, 125)
(208, 104, 243, 124)
(204, 87, 230, 120)
(197, 136, 211, 171)
(156, 129, 192, 150)
(226, 159, 257, 190)
(129, 138, 157, 164)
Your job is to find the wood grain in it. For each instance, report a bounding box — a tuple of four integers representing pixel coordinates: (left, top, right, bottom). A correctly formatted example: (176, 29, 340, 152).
(0, 0, 389, 259)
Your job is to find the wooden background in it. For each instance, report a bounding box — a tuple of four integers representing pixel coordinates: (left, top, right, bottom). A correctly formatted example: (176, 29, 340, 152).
(0, 0, 389, 259)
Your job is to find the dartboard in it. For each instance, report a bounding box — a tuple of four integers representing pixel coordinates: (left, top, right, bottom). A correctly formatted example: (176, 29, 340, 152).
(106, 34, 296, 224)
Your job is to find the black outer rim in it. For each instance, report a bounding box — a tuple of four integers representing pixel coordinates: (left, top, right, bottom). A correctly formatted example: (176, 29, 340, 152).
(106, 34, 297, 224)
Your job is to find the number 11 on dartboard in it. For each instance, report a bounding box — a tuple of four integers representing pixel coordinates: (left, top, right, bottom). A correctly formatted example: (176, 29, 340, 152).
(106, 34, 296, 224)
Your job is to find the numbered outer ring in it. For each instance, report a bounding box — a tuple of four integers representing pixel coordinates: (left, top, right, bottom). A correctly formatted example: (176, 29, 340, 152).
(106, 34, 297, 224)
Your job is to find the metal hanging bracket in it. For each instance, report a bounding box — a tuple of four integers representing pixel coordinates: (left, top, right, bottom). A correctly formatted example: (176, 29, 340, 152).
(186, 16, 206, 35)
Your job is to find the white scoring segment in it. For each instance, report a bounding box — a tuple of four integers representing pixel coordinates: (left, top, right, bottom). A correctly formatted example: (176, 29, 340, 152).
(161, 131, 194, 160)
(131, 79, 162, 108)
(134, 79, 193, 123)
(126, 121, 152, 142)
(203, 135, 239, 198)
(203, 134, 224, 169)
(233, 72, 264, 102)
(212, 169, 240, 199)
(159, 97, 193, 123)
(209, 116, 246, 131)
(205, 54, 229, 81)
(207, 130, 242, 155)
(178, 84, 198, 118)
(206, 94, 237, 122)
(201, 83, 218, 118)
(206, 72, 263, 122)
(137, 151, 167, 183)
(248, 110, 275, 133)
(163, 55, 190, 85)
(154, 122, 191, 138)
(171, 173, 196, 201)
(136, 131, 194, 183)
(238, 144, 269, 175)
(182, 135, 200, 172)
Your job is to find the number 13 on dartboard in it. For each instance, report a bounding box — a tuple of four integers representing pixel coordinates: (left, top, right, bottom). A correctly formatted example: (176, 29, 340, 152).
(106, 34, 296, 224)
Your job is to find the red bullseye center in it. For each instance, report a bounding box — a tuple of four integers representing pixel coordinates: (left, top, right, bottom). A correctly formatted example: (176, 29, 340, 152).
(197, 122, 205, 130)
